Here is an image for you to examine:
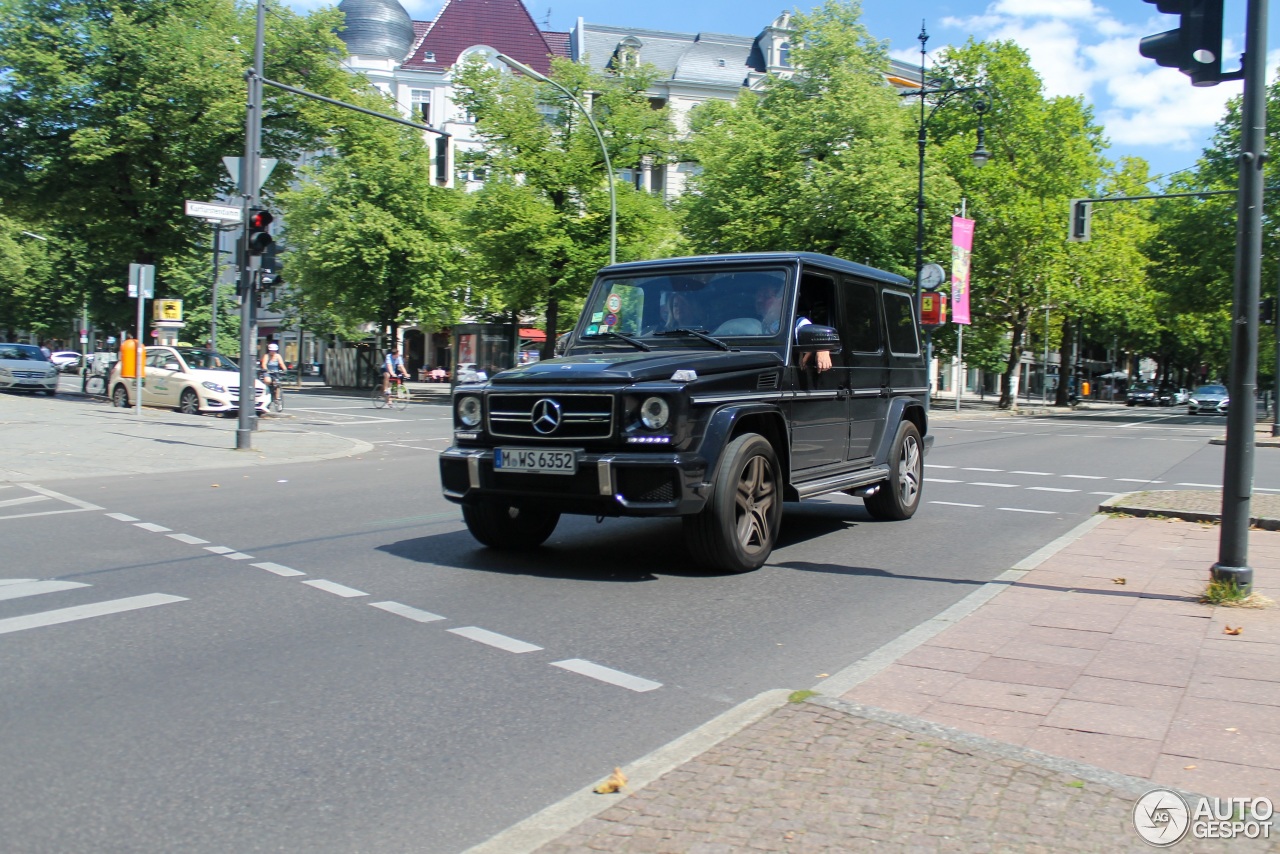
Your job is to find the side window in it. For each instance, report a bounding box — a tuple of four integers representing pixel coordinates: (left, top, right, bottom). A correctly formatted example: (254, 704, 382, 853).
(882, 291, 920, 356)
(840, 279, 881, 353)
(795, 272, 837, 362)
(147, 350, 169, 368)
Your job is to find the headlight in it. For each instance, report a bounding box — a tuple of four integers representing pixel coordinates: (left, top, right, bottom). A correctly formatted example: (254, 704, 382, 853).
(202, 381, 226, 393)
(640, 396, 669, 430)
(458, 395, 482, 427)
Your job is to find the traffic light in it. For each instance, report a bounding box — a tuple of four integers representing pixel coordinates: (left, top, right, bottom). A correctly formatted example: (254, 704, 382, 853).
(1139, 0, 1225, 87)
(1260, 297, 1276, 326)
(258, 268, 282, 291)
(247, 207, 274, 256)
(435, 136, 449, 185)
(1068, 199, 1092, 242)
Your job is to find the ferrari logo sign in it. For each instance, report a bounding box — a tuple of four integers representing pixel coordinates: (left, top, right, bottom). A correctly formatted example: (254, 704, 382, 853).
(154, 299, 183, 322)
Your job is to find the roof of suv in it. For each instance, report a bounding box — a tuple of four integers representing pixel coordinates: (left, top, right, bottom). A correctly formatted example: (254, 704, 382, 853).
(598, 252, 911, 288)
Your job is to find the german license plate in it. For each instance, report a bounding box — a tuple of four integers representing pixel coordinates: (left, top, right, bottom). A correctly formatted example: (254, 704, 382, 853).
(494, 447, 578, 475)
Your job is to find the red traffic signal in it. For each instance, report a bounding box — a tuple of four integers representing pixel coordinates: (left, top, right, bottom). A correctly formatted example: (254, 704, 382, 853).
(247, 207, 274, 256)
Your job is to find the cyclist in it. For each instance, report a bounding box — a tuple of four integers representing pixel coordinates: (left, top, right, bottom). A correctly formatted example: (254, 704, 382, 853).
(382, 345, 409, 402)
(260, 342, 287, 409)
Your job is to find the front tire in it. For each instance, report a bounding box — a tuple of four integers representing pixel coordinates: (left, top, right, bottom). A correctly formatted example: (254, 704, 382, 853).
(179, 388, 200, 416)
(462, 499, 560, 549)
(864, 421, 923, 521)
(684, 433, 781, 573)
(111, 384, 130, 408)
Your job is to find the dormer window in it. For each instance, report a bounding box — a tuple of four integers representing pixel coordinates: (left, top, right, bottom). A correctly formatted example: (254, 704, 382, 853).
(611, 36, 642, 71)
(779, 42, 790, 68)
(424, 51, 435, 62)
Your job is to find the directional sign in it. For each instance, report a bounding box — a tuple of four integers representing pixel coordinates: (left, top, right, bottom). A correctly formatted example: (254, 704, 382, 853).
(185, 200, 242, 222)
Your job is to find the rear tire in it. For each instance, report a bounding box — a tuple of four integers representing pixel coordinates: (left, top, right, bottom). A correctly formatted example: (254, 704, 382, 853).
(683, 433, 781, 573)
(864, 421, 923, 521)
(462, 499, 560, 549)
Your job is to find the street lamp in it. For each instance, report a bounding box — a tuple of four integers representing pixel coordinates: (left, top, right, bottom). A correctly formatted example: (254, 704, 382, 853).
(904, 22, 991, 405)
(496, 54, 617, 265)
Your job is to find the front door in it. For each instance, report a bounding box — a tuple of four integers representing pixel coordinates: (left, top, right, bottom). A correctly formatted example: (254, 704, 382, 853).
(788, 272, 848, 472)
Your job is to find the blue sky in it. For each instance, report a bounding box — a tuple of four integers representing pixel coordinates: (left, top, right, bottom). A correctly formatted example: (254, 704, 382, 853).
(297, 0, 1277, 183)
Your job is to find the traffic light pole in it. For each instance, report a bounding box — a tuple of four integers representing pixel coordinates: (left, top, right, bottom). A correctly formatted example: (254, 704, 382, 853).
(1214, 0, 1267, 593)
(236, 0, 266, 451)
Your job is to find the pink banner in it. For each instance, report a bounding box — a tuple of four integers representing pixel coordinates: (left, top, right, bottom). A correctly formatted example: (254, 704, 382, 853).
(951, 216, 974, 325)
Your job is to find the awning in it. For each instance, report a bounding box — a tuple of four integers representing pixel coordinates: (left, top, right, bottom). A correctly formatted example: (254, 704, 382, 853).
(519, 328, 546, 342)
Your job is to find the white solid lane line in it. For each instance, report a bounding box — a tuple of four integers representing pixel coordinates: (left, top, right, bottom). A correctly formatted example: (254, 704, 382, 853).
(0, 580, 89, 602)
(1028, 487, 1079, 493)
(302, 579, 368, 598)
(0, 594, 187, 635)
(999, 507, 1056, 514)
(552, 659, 662, 693)
(1063, 475, 1106, 480)
(252, 562, 306, 577)
(19, 484, 103, 510)
(448, 626, 542, 653)
(930, 501, 983, 508)
(962, 467, 1003, 472)
(1011, 471, 1053, 476)
(1178, 482, 1221, 488)
(928, 478, 962, 483)
(370, 601, 446, 623)
(969, 482, 1019, 488)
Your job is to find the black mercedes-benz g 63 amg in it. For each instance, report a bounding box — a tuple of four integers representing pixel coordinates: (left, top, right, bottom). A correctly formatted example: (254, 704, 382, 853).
(440, 252, 932, 572)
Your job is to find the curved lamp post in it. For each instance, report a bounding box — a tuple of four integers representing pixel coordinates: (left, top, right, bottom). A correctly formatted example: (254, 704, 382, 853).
(903, 22, 992, 406)
(496, 54, 617, 265)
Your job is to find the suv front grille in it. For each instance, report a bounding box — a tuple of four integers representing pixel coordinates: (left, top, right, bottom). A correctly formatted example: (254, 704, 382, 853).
(488, 393, 614, 440)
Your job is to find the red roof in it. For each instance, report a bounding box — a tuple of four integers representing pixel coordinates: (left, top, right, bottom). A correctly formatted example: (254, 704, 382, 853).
(402, 0, 565, 74)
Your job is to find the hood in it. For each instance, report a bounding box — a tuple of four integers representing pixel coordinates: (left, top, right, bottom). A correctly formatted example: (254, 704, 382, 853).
(489, 349, 783, 385)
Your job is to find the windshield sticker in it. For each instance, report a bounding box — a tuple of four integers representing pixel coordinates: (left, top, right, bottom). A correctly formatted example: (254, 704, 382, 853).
(606, 293, 622, 313)
(591, 312, 604, 322)
(604, 314, 618, 327)
(587, 324, 600, 335)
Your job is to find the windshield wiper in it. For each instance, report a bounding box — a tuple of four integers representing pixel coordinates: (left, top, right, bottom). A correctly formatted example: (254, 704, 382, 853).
(654, 328, 733, 351)
(580, 331, 652, 351)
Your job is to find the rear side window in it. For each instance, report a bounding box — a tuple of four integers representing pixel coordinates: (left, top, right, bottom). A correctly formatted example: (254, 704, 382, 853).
(840, 280, 881, 353)
(882, 291, 919, 356)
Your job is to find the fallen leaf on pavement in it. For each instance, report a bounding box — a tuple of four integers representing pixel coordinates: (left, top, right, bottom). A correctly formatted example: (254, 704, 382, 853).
(211, 484, 219, 488)
(1185, 765, 1197, 770)
(1223, 625, 1243, 635)
(594, 767, 628, 794)
(1112, 578, 1126, 585)
(816, 673, 829, 678)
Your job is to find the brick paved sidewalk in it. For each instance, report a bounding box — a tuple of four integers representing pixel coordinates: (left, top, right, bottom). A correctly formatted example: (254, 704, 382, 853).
(502, 516, 1279, 854)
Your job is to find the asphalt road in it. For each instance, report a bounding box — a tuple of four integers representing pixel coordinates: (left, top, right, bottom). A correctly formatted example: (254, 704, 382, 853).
(2, 391, 1273, 853)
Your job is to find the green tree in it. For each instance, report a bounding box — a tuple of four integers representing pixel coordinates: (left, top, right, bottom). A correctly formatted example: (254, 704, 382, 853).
(0, 0, 356, 334)
(679, 0, 930, 272)
(278, 106, 463, 342)
(452, 55, 681, 356)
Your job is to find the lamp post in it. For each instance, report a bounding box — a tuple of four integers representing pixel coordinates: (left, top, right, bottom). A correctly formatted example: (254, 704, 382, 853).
(496, 54, 616, 265)
(904, 22, 991, 406)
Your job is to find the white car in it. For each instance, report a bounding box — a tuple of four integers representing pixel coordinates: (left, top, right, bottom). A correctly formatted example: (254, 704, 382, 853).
(455, 362, 488, 383)
(0, 343, 58, 395)
(108, 345, 268, 415)
(49, 350, 83, 373)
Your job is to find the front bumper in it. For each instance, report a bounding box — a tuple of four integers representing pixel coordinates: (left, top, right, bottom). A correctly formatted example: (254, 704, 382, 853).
(1189, 400, 1228, 414)
(440, 446, 711, 517)
(0, 371, 57, 391)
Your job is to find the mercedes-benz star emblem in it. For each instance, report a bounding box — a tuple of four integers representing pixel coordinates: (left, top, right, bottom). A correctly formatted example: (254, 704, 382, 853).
(531, 398, 562, 434)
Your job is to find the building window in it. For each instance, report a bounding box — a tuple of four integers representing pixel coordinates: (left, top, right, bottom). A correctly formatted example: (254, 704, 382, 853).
(424, 51, 436, 62)
(779, 42, 791, 67)
(410, 89, 431, 124)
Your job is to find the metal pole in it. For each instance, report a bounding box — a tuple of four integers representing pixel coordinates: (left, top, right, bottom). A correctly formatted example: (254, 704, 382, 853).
(236, 0, 265, 450)
(1215, 0, 1267, 593)
(210, 225, 220, 353)
(134, 284, 144, 418)
(1273, 263, 1280, 437)
(956, 324, 963, 413)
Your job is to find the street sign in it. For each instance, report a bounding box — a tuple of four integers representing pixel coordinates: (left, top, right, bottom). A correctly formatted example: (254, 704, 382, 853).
(185, 200, 242, 222)
(222, 156, 277, 192)
(127, 263, 155, 299)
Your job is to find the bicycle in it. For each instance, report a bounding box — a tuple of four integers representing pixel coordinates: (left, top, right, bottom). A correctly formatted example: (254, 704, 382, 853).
(372, 375, 410, 411)
(260, 370, 285, 414)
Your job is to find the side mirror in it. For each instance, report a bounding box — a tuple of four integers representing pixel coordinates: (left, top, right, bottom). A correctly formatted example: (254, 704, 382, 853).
(794, 324, 842, 355)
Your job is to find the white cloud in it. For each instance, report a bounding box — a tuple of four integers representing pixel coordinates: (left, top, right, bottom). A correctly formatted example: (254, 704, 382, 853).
(989, 0, 1101, 22)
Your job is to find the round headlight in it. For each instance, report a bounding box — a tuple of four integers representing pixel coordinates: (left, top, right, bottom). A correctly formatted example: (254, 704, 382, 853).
(639, 396, 669, 430)
(458, 395, 482, 427)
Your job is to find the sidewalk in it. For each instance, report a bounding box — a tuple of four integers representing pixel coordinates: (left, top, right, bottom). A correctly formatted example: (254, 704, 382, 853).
(481, 505, 1280, 852)
(0, 391, 371, 481)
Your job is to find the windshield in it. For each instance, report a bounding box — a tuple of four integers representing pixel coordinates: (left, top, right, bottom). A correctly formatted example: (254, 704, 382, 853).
(579, 268, 791, 342)
(177, 348, 238, 371)
(0, 344, 46, 361)
(1194, 385, 1227, 395)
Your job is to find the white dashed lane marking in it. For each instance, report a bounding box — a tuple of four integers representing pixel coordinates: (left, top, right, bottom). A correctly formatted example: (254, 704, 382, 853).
(252, 562, 306, 577)
(134, 522, 172, 533)
(204, 546, 235, 555)
(1027, 487, 1080, 493)
(167, 533, 209, 545)
(930, 501, 983, 508)
(370, 601, 445, 623)
(448, 626, 542, 653)
(0, 580, 88, 602)
(552, 659, 663, 693)
(999, 507, 1056, 514)
(970, 482, 1019, 488)
(302, 579, 368, 598)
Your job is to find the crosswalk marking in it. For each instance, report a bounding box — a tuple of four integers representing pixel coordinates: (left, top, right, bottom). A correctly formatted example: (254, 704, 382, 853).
(0, 593, 187, 635)
(302, 579, 367, 598)
(0, 495, 49, 509)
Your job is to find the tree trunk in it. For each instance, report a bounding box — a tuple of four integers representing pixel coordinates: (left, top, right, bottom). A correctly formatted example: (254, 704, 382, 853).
(998, 319, 1026, 410)
(541, 296, 560, 361)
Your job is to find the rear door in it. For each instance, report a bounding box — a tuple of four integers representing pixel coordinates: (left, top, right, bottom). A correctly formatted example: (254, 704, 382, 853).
(144, 348, 177, 407)
(882, 289, 927, 415)
(839, 277, 888, 462)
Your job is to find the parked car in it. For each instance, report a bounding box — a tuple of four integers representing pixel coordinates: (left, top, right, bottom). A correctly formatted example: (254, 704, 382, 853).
(49, 350, 83, 373)
(1126, 383, 1158, 406)
(0, 342, 58, 395)
(440, 251, 932, 573)
(1187, 384, 1229, 415)
(1157, 386, 1190, 406)
(455, 362, 488, 383)
(107, 345, 268, 415)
